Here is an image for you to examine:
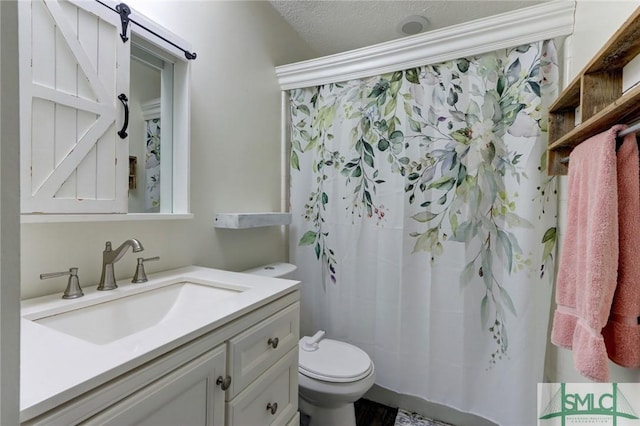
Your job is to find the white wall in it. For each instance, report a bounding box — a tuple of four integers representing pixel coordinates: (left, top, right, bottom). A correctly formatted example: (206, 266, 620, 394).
(20, 1, 314, 300)
(545, 0, 640, 383)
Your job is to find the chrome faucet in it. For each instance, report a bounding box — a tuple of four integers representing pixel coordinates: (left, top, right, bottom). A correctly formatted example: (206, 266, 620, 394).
(98, 239, 144, 290)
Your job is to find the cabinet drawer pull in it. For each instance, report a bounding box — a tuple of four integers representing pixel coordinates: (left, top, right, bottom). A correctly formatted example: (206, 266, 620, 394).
(266, 402, 278, 415)
(216, 375, 231, 390)
(267, 337, 279, 349)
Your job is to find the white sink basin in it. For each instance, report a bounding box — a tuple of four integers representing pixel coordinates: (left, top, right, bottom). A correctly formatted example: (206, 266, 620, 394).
(33, 281, 242, 345)
(21, 265, 301, 420)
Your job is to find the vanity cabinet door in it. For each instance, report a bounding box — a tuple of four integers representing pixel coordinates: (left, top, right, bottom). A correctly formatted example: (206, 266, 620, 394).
(19, 0, 129, 214)
(83, 344, 227, 426)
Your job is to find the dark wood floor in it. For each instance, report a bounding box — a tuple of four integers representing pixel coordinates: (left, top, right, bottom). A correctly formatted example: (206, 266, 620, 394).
(299, 398, 398, 426)
(355, 398, 398, 426)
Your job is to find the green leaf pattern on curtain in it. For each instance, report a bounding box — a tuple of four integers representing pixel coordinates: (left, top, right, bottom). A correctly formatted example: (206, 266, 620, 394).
(290, 41, 558, 364)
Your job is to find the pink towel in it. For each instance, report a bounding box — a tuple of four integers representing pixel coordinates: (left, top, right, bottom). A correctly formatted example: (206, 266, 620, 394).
(603, 132, 640, 368)
(551, 125, 624, 382)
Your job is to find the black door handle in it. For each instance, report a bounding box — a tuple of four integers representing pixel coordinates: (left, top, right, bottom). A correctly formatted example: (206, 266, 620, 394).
(117, 93, 129, 139)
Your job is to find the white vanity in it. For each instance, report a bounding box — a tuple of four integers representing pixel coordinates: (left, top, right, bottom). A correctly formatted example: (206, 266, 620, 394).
(20, 266, 300, 425)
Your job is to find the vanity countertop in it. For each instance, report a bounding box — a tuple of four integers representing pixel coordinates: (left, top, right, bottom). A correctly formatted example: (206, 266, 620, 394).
(20, 266, 300, 422)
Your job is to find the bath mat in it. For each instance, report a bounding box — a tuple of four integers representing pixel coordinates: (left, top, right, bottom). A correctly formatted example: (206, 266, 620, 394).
(394, 408, 453, 426)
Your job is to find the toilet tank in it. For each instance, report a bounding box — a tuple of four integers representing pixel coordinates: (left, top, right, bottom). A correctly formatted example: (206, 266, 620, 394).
(242, 262, 297, 279)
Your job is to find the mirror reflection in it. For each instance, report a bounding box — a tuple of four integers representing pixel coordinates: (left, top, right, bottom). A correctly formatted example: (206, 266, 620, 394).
(128, 43, 173, 213)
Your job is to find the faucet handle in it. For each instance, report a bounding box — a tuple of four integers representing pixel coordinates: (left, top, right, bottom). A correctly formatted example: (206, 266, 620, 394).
(132, 257, 160, 283)
(40, 267, 84, 299)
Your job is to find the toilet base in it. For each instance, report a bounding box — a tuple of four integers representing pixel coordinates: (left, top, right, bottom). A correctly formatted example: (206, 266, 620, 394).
(299, 395, 356, 426)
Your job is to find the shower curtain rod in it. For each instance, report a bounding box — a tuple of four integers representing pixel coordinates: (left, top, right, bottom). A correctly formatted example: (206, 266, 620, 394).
(558, 120, 640, 164)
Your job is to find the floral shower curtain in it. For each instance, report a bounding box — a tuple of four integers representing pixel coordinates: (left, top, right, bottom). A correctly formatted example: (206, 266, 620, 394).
(145, 118, 161, 212)
(289, 40, 559, 425)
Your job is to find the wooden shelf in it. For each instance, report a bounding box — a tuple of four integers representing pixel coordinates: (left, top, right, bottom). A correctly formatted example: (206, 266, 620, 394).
(547, 6, 640, 175)
(129, 156, 137, 190)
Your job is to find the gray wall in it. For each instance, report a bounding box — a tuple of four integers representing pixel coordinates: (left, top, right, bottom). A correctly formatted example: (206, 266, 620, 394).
(1, 0, 22, 423)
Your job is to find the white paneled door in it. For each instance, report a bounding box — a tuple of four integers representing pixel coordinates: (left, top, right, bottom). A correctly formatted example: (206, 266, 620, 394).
(19, 0, 129, 213)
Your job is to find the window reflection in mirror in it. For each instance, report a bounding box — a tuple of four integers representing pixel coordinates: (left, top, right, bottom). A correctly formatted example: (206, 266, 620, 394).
(128, 41, 174, 213)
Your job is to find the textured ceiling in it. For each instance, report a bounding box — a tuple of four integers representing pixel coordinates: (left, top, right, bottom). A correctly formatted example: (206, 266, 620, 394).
(269, 0, 550, 57)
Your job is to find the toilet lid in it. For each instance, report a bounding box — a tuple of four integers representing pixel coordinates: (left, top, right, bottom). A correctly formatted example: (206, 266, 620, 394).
(299, 337, 372, 383)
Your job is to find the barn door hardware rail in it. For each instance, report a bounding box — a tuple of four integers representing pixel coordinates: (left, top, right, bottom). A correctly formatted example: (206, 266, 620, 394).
(115, 2, 130, 42)
(94, 0, 197, 60)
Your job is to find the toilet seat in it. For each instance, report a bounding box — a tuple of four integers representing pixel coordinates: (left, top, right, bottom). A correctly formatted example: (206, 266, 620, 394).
(299, 337, 373, 383)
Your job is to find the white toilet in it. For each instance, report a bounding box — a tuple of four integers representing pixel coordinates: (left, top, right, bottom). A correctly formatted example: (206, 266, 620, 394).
(243, 263, 376, 426)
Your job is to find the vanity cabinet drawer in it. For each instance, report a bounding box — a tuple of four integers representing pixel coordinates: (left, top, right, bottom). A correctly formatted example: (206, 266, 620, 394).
(227, 302, 299, 398)
(226, 347, 298, 426)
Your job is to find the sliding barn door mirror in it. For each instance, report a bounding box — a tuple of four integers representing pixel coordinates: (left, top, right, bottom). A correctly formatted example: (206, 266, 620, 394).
(19, 0, 194, 217)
